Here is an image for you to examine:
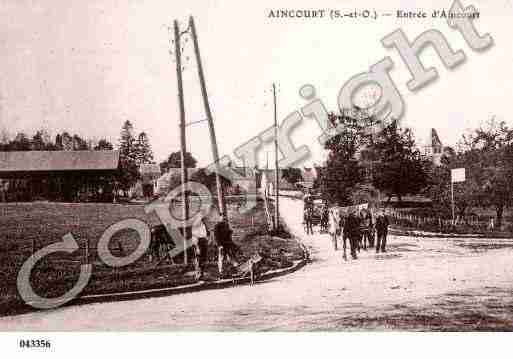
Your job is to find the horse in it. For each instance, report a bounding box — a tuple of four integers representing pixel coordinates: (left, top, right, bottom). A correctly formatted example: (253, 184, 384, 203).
(148, 224, 176, 265)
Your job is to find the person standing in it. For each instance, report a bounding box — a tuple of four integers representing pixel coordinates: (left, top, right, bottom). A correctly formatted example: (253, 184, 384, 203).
(360, 209, 374, 249)
(375, 210, 390, 253)
(303, 191, 314, 235)
(304, 207, 314, 235)
(213, 213, 241, 278)
(354, 210, 362, 254)
(303, 190, 313, 209)
(192, 218, 210, 280)
(340, 211, 348, 260)
(346, 211, 360, 260)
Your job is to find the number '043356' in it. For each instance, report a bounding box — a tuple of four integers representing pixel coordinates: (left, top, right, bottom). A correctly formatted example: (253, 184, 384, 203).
(19, 339, 51, 349)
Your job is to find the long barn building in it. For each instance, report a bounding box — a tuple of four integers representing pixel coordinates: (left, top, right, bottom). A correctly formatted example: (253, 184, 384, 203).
(0, 150, 120, 202)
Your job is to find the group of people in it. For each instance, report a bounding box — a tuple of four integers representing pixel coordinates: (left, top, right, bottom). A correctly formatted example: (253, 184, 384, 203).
(149, 211, 243, 280)
(303, 197, 390, 260)
(335, 208, 390, 260)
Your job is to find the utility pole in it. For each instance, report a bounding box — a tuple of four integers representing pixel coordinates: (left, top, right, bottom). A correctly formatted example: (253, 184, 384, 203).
(451, 180, 455, 226)
(174, 20, 189, 265)
(273, 83, 279, 231)
(189, 16, 227, 220)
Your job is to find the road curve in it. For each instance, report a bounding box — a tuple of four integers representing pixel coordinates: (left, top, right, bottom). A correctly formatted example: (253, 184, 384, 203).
(1, 197, 513, 331)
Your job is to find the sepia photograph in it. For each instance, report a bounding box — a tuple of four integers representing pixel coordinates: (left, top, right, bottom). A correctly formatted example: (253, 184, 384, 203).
(0, 0, 512, 357)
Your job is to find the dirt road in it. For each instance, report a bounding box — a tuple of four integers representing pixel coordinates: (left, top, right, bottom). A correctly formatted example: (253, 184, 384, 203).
(2, 198, 513, 331)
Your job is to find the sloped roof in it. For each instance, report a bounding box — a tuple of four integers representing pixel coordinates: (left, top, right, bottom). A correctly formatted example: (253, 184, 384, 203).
(0, 151, 120, 173)
(157, 168, 199, 185)
(140, 163, 161, 175)
(165, 167, 199, 178)
(232, 166, 257, 177)
(155, 168, 200, 194)
(259, 169, 296, 190)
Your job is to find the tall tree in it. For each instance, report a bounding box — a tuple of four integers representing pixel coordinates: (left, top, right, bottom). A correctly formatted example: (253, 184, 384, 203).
(118, 121, 136, 160)
(72, 134, 89, 150)
(159, 151, 197, 173)
(190, 168, 231, 193)
(0, 128, 9, 151)
(460, 118, 513, 227)
(117, 120, 139, 192)
(94, 138, 114, 151)
(425, 157, 480, 218)
(425, 118, 513, 227)
(282, 168, 303, 185)
(320, 157, 363, 205)
(318, 109, 373, 205)
(54, 133, 63, 150)
(31, 130, 46, 151)
(0, 128, 10, 144)
(371, 120, 428, 204)
(61, 132, 74, 151)
(10, 132, 31, 151)
(135, 131, 154, 165)
(480, 146, 513, 227)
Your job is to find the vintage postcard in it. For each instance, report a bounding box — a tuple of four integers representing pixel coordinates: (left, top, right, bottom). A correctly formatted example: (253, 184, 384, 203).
(0, 0, 512, 356)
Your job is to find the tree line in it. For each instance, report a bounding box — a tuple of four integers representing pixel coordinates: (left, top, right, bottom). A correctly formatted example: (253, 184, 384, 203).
(0, 120, 155, 198)
(0, 128, 114, 152)
(319, 109, 513, 228)
(319, 107, 429, 207)
(427, 118, 513, 228)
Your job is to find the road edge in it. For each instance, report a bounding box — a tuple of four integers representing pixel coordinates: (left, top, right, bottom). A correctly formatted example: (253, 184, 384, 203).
(69, 234, 309, 307)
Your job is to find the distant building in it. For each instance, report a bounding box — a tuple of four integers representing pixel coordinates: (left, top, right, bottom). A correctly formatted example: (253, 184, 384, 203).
(423, 128, 443, 166)
(296, 167, 318, 189)
(227, 167, 258, 196)
(139, 163, 161, 197)
(0, 150, 120, 202)
(155, 168, 199, 195)
(258, 168, 305, 196)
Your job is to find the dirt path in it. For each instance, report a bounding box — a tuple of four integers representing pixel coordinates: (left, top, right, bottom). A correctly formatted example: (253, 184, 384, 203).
(2, 198, 513, 331)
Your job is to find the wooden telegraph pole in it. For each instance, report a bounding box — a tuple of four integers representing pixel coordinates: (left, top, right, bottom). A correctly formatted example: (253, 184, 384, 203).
(189, 16, 227, 219)
(273, 83, 280, 231)
(451, 178, 455, 226)
(174, 20, 189, 264)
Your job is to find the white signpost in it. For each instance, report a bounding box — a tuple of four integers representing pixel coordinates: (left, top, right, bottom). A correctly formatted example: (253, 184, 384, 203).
(450, 168, 466, 224)
(451, 168, 466, 183)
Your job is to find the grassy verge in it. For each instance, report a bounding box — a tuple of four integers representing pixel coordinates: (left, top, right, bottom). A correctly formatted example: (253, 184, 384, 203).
(0, 200, 304, 317)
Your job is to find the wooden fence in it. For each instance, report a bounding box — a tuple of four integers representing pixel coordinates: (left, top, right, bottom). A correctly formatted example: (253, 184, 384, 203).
(388, 209, 497, 233)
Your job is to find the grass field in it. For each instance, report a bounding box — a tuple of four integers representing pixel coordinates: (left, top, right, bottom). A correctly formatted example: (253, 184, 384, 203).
(0, 200, 304, 317)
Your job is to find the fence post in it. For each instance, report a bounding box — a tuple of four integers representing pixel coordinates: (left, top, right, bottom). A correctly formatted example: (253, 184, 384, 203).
(31, 237, 35, 261)
(85, 238, 89, 264)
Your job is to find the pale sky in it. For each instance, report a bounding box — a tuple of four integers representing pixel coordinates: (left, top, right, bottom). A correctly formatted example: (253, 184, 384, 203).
(0, 0, 511, 167)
